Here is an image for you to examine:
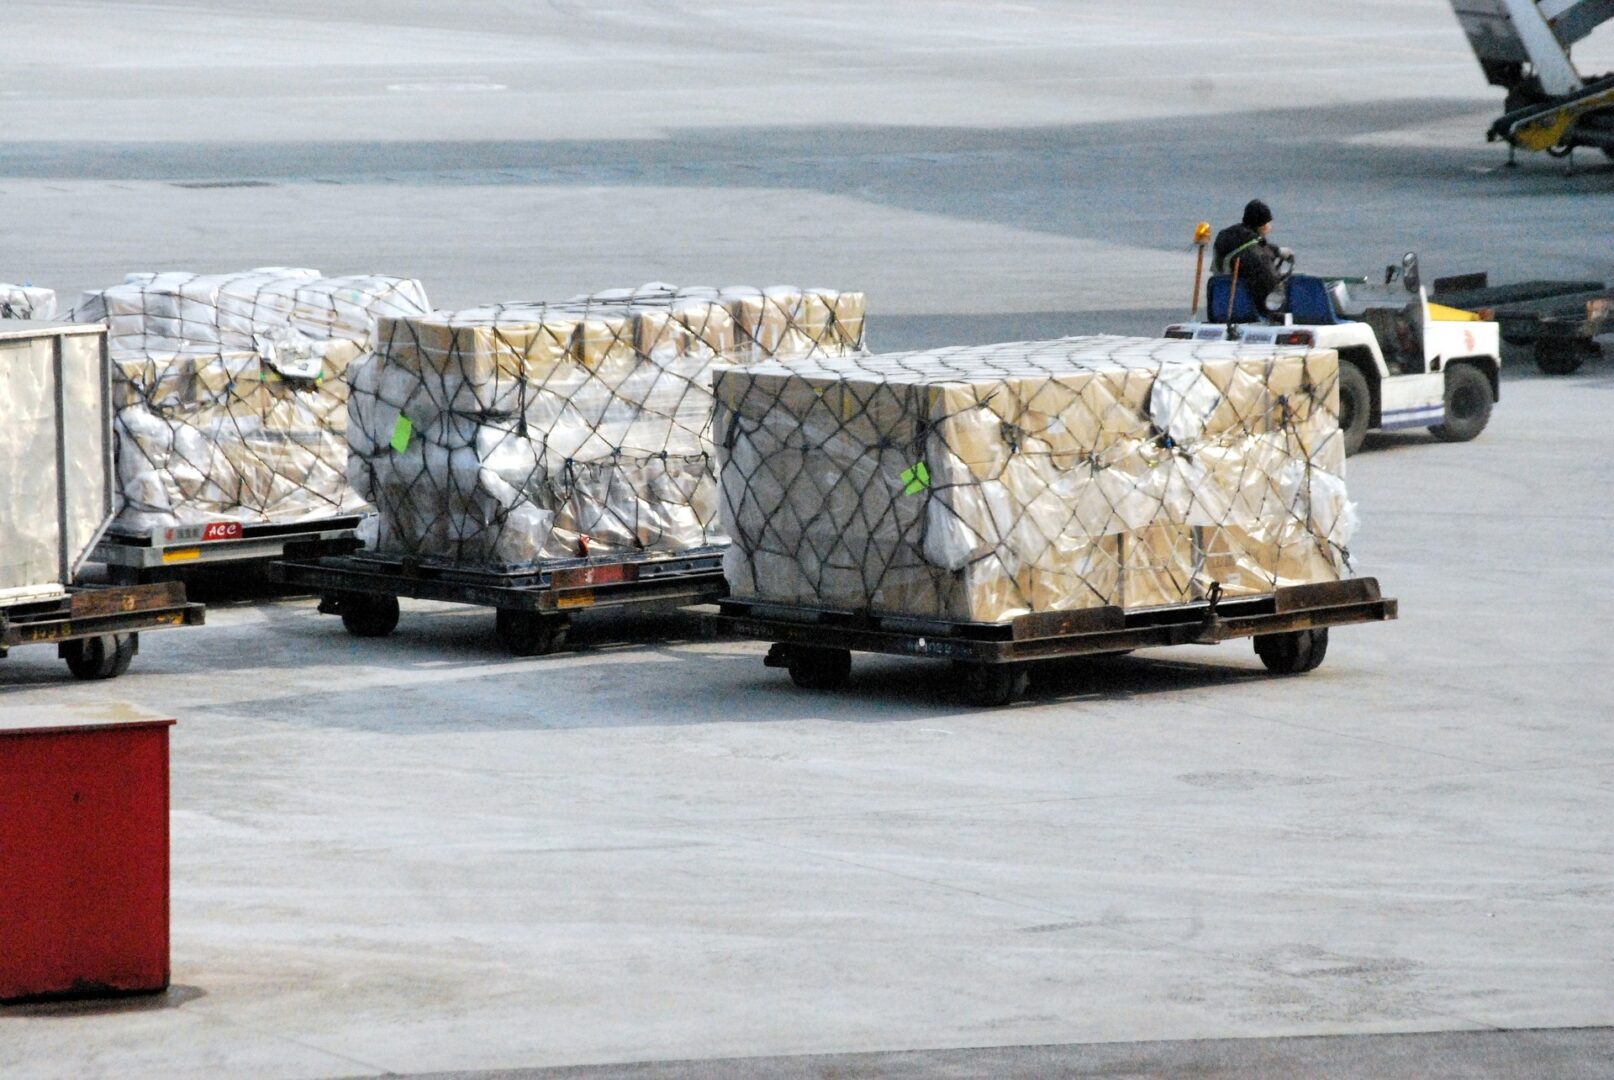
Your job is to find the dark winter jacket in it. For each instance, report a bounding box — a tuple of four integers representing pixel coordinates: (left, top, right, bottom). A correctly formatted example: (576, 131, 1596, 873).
(1211, 223, 1283, 312)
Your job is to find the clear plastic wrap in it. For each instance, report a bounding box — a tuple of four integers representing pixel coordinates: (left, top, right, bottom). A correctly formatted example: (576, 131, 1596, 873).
(69, 268, 430, 532)
(714, 336, 1355, 623)
(1, 284, 57, 321)
(347, 285, 866, 570)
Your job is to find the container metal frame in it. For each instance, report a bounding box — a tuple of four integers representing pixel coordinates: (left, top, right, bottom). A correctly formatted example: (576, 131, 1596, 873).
(270, 543, 729, 655)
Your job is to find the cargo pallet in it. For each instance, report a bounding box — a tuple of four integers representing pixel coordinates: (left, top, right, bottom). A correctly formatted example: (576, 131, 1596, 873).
(1432, 273, 1611, 375)
(0, 582, 205, 680)
(270, 544, 729, 656)
(94, 514, 367, 583)
(720, 577, 1398, 707)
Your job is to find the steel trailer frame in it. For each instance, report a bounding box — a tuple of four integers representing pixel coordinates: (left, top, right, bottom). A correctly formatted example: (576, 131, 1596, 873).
(1432, 273, 1611, 374)
(0, 582, 206, 680)
(270, 544, 730, 655)
(94, 514, 368, 582)
(720, 577, 1398, 706)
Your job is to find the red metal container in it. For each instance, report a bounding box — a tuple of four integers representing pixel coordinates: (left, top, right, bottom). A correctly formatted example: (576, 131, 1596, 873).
(0, 705, 173, 1002)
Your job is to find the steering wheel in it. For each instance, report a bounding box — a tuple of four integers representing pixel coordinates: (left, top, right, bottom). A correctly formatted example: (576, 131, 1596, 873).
(1261, 249, 1297, 318)
(1274, 248, 1296, 282)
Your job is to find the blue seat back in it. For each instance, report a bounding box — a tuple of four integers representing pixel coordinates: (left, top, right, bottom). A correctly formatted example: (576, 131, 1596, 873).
(1206, 275, 1259, 323)
(1206, 273, 1342, 325)
(1285, 275, 1341, 325)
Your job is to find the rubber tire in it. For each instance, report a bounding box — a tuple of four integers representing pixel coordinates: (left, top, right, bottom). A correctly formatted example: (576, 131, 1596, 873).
(495, 609, 568, 657)
(62, 634, 137, 680)
(1534, 339, 1591, 376)
(1254, 628, 1329, 674)
(339, 593, 400, 638)
(959, 662, 1029, 707)
(1337, 362, 1372, 457)
(786, 645, 852, 690)
(1429, 363, 1493, 442)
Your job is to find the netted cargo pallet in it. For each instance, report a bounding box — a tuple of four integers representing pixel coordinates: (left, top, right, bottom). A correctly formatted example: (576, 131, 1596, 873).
(1, 285, 56, 320)
(70, 267, 430, 538)
(347, 284, 865, 573)
(712, 333, 1393, 702)
(715, 335, 1356, 624)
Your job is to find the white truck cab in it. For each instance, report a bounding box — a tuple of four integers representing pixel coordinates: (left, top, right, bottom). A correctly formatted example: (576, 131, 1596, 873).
(1166, 254, 1501, 455)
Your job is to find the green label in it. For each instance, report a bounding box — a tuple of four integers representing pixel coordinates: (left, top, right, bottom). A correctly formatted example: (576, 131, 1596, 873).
(390, 414, 414, 454)
(901, 461, 931, 495)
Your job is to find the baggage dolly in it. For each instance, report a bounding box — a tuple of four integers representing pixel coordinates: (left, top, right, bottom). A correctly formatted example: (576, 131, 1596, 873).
(0, 582, 206, 680)
(720, 578, 1398, 707)
(1432, 273, 1612, 375)
(270, 544, 729, 656)
(95, 514, 367, 584)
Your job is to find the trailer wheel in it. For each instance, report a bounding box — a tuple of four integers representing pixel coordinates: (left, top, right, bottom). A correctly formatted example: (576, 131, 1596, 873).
(959, 662, 1029, 707)
(1429, 364, 1493, 442)
(496, 609, 568, 657)
(61, 634, 138, 680)
(1534, 338, 1592, 375)
(1338, 362, 1371, 456)
(1254, 628, 1328, 674)
(340, 594, 400, 638)
(786, 645, 852, 690)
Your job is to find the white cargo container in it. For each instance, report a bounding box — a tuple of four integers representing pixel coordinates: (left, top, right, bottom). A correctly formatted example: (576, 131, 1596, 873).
(0, 322, 114, 604)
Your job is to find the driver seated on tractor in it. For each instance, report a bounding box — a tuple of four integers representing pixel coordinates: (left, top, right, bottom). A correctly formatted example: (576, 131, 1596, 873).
(1212, 199, 1293, 315)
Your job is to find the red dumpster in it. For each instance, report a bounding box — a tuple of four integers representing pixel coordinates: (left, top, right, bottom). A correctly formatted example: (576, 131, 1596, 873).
(0, 705, 173, 1003)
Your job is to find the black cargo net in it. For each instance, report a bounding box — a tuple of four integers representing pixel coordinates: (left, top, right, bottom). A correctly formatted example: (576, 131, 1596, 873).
(714, 336, 1354, 623)
(346, 285, 866, 570)
(68, 269, 431, 533)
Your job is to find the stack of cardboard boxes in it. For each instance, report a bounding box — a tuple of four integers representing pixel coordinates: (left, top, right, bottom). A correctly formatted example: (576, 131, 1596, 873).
(71, 268, 430, 532)
(715, 335, 1354, 622)
(346, 285, 866, 570)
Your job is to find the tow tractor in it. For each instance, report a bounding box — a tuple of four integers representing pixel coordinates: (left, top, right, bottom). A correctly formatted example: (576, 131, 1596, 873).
(1166, 253, 1502, 456)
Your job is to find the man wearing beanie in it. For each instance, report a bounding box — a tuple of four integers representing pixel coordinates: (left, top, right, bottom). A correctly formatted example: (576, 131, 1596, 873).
(1211, 199, 1291, 315)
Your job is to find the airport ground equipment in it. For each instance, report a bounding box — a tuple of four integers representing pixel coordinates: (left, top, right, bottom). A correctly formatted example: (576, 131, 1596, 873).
(1166, 254, 1502, 455)
(94, 514, 366, 584)
(1431, 272, 1611, 374)
(270, 543, 728, 656)
(0, 582, 205, 680)
(1, 321, 114, 605)
(0, 320, 202, 678)
(1448, 0, 1614, 157)
(721, 578, 1397, 707)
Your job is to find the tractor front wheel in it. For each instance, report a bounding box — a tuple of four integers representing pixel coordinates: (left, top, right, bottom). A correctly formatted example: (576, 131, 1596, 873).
(1429, 364, 1493, 442)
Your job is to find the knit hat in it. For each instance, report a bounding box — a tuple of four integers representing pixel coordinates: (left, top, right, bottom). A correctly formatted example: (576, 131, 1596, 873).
(1242, 199, 1273, 229)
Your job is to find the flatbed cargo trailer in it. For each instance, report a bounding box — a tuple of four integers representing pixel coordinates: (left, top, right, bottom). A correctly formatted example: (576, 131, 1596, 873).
(95, 514, 367, 584)
(270, 544, 728, 656)
(0, 582, 205, 680)
(721, 578, 1398, 707)
(1432, 273, 1611, 374)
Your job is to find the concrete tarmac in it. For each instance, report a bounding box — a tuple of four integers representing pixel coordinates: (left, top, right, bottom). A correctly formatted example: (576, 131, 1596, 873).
(2, 2, 1612, 1077)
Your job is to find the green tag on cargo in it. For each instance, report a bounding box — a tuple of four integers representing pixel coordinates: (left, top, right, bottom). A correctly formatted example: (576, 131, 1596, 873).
(901, 461, 930, 495)
(390, 415, 413, 453)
